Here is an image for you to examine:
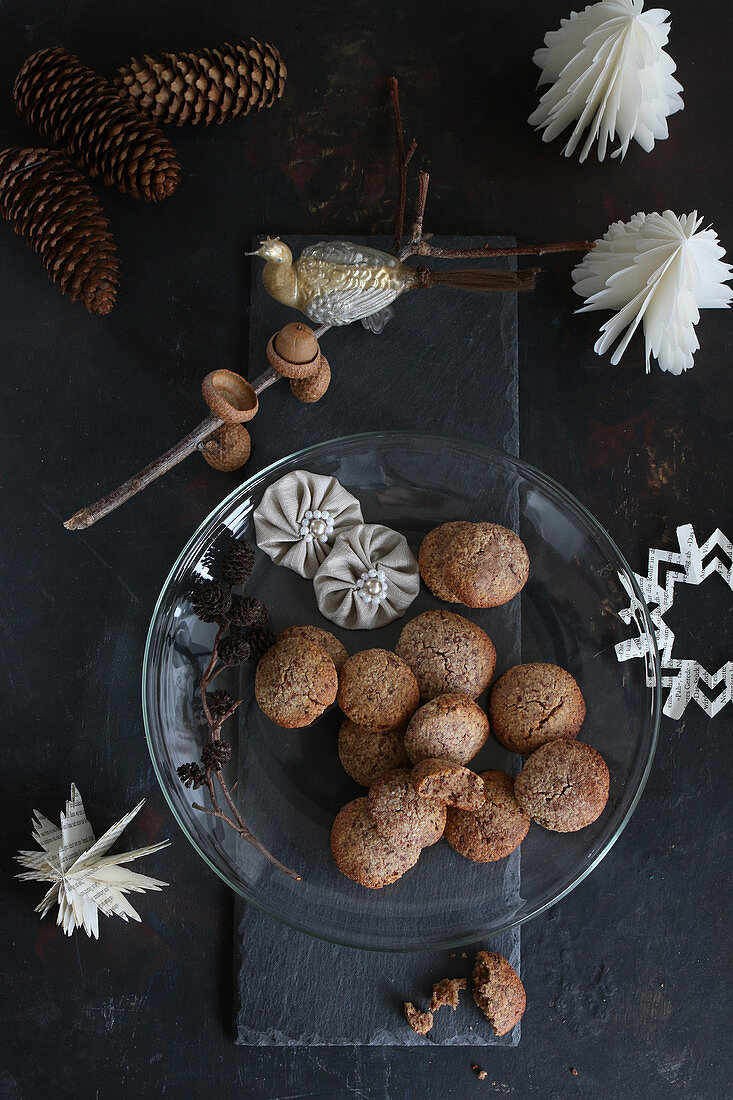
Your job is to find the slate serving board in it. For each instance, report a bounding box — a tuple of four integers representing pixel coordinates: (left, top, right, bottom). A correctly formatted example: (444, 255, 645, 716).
(234, 237, 522, 1046)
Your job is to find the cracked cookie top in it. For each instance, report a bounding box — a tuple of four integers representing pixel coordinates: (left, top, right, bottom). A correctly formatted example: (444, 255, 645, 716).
(444, 770, 530, 862)
(330, 797, 421, 888)
(337, 649, 420, 733)
(404, 693, 490, 765)
(254, 635, 338, 728)
(514, 739, 609, 832)
(366, 767, 447, 847)
(489, 662, 586, 755)
(396, 609, 496, 700)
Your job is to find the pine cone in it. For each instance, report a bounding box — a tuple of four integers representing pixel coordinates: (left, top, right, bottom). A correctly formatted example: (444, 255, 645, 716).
(201, 738, 232, 771)
(228, 596, 268, 628)
(115, 38, 286, 126)
(220, 542, 256, 586)
(191, 580, 232, 622)
(0, 148, 119, 314)
(247, 625, 277, 663)
(218, 633, 251, 666)
(207, 689, 236, 725)
(177, 762, 206, 789)
(14, 47, 181, 201)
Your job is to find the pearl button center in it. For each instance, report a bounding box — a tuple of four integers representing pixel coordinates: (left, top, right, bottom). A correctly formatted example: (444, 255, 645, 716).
(310, 517, 327, 538)
(364, 577, 383, 597)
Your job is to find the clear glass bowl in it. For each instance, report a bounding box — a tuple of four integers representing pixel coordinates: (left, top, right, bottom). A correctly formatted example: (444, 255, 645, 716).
(143, 433, 660, 951)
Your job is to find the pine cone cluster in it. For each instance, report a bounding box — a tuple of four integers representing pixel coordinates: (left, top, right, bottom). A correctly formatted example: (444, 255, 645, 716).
(116, 39, 286, 126)
(0, 147, 119, 314)
(208, 689, 236, 725)
(201, 738, 232, 771)
(14, 47, 181, 201)
(218, 633, 251, 667)
(247, 625, 277, 663)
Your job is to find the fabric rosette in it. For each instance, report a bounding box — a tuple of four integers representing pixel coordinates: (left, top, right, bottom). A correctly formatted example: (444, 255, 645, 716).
(253, 470, 363, 578)
(313, 523, 420, 629)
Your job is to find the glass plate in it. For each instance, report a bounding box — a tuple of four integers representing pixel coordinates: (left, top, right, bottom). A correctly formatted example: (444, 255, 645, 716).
(143, 432, 660, 951)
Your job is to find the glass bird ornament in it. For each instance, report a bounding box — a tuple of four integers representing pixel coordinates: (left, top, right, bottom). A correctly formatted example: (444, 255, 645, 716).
(246, 238, 534, 327)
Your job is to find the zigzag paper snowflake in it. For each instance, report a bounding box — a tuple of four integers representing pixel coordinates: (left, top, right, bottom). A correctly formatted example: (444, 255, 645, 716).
(616, 524, 733, 718)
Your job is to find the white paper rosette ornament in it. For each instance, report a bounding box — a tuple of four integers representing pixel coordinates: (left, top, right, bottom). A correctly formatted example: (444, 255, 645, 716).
(529, 0, 683, 162)
(573, 211, 733, 374)
(254, 470, 364, 578)
(313, 523, 420, 629)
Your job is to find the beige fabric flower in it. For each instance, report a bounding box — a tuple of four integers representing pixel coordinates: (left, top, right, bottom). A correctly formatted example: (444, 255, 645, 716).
(313, 523, 420, 630)
(254, 470, 363, 578)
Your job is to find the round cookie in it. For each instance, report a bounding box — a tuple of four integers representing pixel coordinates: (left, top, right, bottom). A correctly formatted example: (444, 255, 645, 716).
(442, 523, 529, 608)
(277, 624, 349, 672)
(514, 740, 609, 832)
(338, 719, 410, 787)
(411, 759, 487, 811)
(367, 768, 446, 847)
(418, 521, 473, 601)
(444, 770, 530, 862)
(489, 663, 586, 755)
(255, 636, 337, 728)
(330, 797, 421, 888)
(404, 693, 490, 765)
(337, 649, 420, 734)
(472, 951, 526, 1036)
(396, 610, 496, 700)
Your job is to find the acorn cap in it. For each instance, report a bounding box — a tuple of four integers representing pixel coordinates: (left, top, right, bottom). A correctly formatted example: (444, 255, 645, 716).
(266, 323, 321, 378)
(199, 423, 251, 471)
(290, 356, 331, 403)
(202, 369, 258, 422)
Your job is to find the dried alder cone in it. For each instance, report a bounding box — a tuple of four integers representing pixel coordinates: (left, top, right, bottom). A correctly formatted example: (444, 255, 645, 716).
(116, 38, 287, 125)
(0, 148, 119, 314)
(14, 47, 181, 200)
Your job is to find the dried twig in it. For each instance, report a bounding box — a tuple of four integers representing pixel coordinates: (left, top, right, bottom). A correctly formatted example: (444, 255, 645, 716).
(189, 621, 301, 882)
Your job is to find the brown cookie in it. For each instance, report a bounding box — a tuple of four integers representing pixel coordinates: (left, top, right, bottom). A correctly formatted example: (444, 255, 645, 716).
(442, 523, 529, 608)
(444, 770, 530, 862)
(404, 1002, 433, 1035)
(367, 768, 446, 847)
(338, 719, 411, 787)
(404, 693, 490, 766)
(337, 649, 420, 734)
(418, 521, 473, 601)
(277, 624, 349, 672)
(396, 610, 496, 700)
(489, 663, 586, 755)
(429, 977, 467, 1012)
(254, 636, 337, 728)
(514, 739, 609, 832)
(330, 797, 421, 888)
(411, 759, 487, 811)
(472, 951, 526, 1036)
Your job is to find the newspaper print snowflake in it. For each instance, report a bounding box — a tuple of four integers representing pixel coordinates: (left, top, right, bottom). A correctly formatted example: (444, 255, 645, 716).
(616, 524, 733, 718)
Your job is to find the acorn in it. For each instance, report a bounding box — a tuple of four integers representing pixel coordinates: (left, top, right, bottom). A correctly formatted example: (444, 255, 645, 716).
(201, 369, 258, 422)
(199, 423, 251, 471)
(266, 322, 322, 379)
(290, 356, 331, 403)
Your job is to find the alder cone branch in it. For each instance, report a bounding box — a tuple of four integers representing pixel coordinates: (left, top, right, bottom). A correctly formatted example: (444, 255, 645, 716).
(115, 38, 286, 125)
(13, 47, 181, 201)
(0, 148, 119, 314)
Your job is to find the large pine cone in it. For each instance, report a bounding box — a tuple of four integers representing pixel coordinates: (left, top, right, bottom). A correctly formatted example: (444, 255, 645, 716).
(0, 148, 119, 314)
(14, 48, 181, 201)
(115, 38, 286, 125)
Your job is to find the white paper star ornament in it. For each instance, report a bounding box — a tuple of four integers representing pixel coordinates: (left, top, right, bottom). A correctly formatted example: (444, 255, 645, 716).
(529, 0, 683, 162)
(15, 784, 170, 938)
(573, 212, 733, 373)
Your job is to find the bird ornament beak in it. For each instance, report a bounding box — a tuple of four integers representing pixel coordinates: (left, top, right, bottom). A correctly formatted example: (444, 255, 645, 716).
(244, 236, 280, 258)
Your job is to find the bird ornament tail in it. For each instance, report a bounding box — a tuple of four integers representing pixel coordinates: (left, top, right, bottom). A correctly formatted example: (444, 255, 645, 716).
(417, 266, 538, 293)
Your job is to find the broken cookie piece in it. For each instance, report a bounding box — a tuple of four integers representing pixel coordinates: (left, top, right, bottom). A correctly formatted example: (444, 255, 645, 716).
(404, 1001, 434, 1035)
(429, 976, 467, 1012)
(472, 951, 526, 1036)
(411, 758, 487, 810)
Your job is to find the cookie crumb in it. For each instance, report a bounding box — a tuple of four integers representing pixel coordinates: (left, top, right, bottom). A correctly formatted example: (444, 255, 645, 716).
(429, 977, 467, 1012)
(404, 1001, 433, 1035)
(472, 1065, 488, 1080)
(570, 1068, 578, 1076)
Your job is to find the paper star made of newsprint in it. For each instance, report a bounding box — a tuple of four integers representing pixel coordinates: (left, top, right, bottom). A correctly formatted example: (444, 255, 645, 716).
(616, 524, 733, 719)
(15, 784, 170, 938)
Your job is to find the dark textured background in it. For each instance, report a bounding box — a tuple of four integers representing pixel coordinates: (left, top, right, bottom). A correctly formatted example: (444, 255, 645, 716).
(1, 1, 731, 1097)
